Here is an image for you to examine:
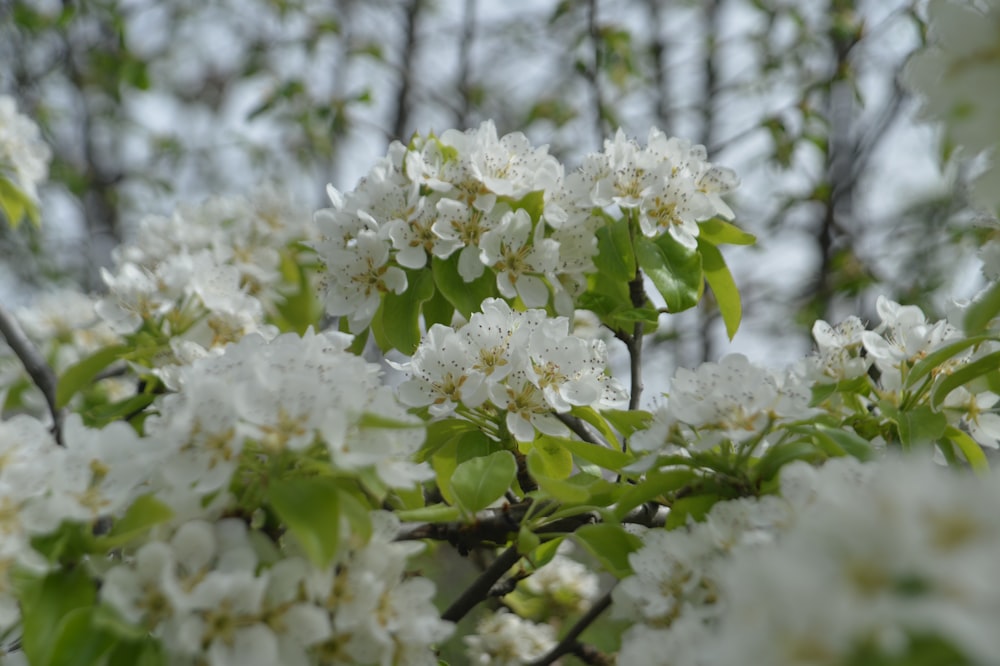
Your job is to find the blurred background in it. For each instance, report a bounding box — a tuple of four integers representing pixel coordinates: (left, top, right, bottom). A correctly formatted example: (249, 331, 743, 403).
(1, 0, 991, 374)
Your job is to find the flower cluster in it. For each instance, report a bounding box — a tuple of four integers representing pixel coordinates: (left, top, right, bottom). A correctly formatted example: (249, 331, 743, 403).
(634, 294, 1000, 464)
(393, 298, 627, 441)
(906, 0, 1000, 212)
(464, 610, 556, 666)
(564, 127, 739, 248)
(95, 186, 314, 367)
(146, 328, 430, 505)
(0, 413, 161, 631)
(631, 353, 812, 454)
(101, 513, 452, 666)
(0, 95, 50, 206)
(617, 455, 1000, 665)
(314, 121, 738, 329)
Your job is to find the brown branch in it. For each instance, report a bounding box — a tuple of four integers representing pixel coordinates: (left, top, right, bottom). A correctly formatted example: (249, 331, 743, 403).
(627, 271, 647, 412)
(0, 303, 64, 445)
(396, 501, 664, 546)
(529, 590, 613, 666)
(555, 411, 605, 447)
(441, 545, 521, 623)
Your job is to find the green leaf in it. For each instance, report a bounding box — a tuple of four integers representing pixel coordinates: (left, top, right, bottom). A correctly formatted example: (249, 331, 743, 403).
(46, 607, 117, 666)
(19, 569, 96, 666)
(449, 450, 517, 514)
(812, 424, 876, 461)
(337, 488, 374, 544)
(267, 477, 341, 567)
(753, 440, 825, 482)
(594, 217, 636, 282)
(944, 426, 990, 474)
(273, 254, 322, 334)
(0, 176, 40, 229)
(930, 351, 1000, 410)
(31, 521, 96, 564)
(665, 494, 723, 529)
(882, 402, 948, 446)
(377, 268, 435, 354)
(417, 418, 479, 463)
(517, 525, 541, 554)
(635, 234, 702, 312)
(601, 408, 653, 437)
(612, 468, 697, 521)
(698, 240, 742, 340)
(906, 335, 995, 389)
(561, 438, 632, 471)
(422, 287, 455, 328)
(572, 523, 642, 578)
(106, 638, 166, 666)
(94, 494, 173, 550)
(526, 436, 575, 480)
(808, 375, 871, 406)
(532, 473, 591, 503)
(432, 429, 502, 505)
(502, 190, 546, 223)
(449, 451, 517, 513)
(697, 219, 756, 246)
(964, 280, 1000, 334)
(569, 406, 620, 446)
(82, 392, 156, 428)
(432, 254, 498, 318)
(56, 345, 129, 408)
(395, 503, 462, 522)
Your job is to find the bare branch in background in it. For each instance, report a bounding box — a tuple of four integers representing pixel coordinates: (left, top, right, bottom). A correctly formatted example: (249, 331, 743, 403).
(391, 0, 424, 141)
(455, 0, 477, 129)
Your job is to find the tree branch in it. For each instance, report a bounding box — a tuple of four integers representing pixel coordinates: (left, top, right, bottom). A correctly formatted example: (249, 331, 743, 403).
(555, 411, 605, 446)
(0, 303, 64, 445)
(396, 501, 664, 546)
(391, 0, 423, 141)
(627, 272, 646, 411)
(441, 545, 521, 623)
(529, 590, 613, 666)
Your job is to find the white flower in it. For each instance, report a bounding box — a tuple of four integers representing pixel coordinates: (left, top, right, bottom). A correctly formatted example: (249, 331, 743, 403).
(322, 229, 407, 331)
(0, 95, 50, 204)
(464, 610, 556, 666)
(433, 198, 498, 281)
(523, 552, 600, 613)
(667, 354, 808, 449)
(479, 208, 558, 307)
(861, 295, 961, 390)
(394, 324, 487, 416)
(905, 0, 1000, 211)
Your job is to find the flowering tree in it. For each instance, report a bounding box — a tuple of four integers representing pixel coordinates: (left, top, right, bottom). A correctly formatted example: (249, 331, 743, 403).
(1, 1, 1000, 665)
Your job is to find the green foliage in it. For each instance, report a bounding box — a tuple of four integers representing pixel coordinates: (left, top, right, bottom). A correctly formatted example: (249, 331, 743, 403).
(449, 450, 517, 515)
(572, 523, 641, 578)
(267, 476, 343, 567)
(635, 234, 703, 313)
(0, 178, 40, 229)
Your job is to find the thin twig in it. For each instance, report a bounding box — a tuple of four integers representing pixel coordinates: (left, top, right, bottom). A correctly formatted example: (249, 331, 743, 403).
(529, 590, 613, 666)
(442, 545, 521, 623)
(555, 412, 604, 446)
(627, 272, 646, 412)
(0, 303, 64, 445)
